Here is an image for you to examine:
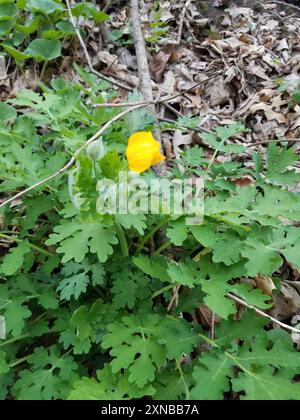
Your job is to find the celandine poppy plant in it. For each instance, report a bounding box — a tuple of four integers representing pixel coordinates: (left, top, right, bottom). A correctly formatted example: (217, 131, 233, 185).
(126, 131, 165, 173)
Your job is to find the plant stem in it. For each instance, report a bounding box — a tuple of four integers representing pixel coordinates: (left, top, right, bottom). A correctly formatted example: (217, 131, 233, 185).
(0, 334, 31, 348)
(175, 358, 190, 400)
(115, 222, 129, 258)
(9, 354, 32, 368)
(40, 60, 48, 81)
(0, 233, 53, 257)
(135, 216, 169, 254)
(151, 284, 174, 299)
(154, 240, 172, 255)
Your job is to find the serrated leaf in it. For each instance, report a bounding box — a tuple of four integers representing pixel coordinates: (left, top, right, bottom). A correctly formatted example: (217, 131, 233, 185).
(46, 219, 118, 263)
(0, 351, 9, 375)
(0, 241, 31, 276)
(133, 254, 170, 282)
(166, 218, 188, 246)
(12, 346, 78, 400)
(192, 352, 232, 400)
(115, 214, 147, 235)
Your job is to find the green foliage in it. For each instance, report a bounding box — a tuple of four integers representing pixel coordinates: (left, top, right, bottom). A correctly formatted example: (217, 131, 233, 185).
(0, 1, 109, 65)
(192, 316, 300, 400)
(1, 68, 300, 400)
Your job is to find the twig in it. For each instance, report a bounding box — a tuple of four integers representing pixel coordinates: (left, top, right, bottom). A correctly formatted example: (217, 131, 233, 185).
(160, 72, 222, 105)
(249, 138, 300, 147)
(273, 0, 300, 13)
(167, 285, 181, 312)
(227, 293, 300, 335)
(130, 0, 166, 175)
(0, 104, 146, 210)
(103, 0, 113, 13)
(210, 312, 215, 341)
(93, 100, 154, 108)
(177, 0, 191, 45)
(159, 117, 210, 134)
(65, 0, 132, 92)
(93, 72, 221, 108)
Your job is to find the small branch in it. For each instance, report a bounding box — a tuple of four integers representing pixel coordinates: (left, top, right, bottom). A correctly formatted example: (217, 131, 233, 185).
(93, 71, 222, 108)
(273, 0, 300, 13)
(159, 71, 222, 104)
(177, 0, 191, 45)
(65, 0, 132, 92)
(130, 0, 166, 175)
(227, 293, 300, 335)
(0, 233, 53, 257)
(167, 285, 181, 312)
(210, 311, 215, 341)
(0, 104, 146, 210)
(249, 138, 300, 147)
(93, 100, 154, 108)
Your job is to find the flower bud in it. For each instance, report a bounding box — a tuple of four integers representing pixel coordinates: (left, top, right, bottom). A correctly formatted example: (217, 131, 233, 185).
(87, 138, 105, 161)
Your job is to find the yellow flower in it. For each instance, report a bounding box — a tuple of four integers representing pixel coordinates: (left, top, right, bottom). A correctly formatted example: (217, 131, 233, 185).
(126, 131, 165, 173)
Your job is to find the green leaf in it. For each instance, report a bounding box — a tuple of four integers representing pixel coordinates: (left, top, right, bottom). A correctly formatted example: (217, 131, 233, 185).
(102, 315, 165, 388)
(265, 143, 300, 186)
(232, 368, 300, 400)
(99, 149, 127, 180)
(57, 272, 89, 301)
(192, 352, 232, 400)
(1, 43, 30, 62)
(0, 102, 17, 122)
(167, 260, 198, 287)
(25, 0, 64, 14)
(0, 285, 32, 337)
(0, 351, 9, 375)
(25, 39, 61, 62)
(154, 370, 191, 400)
(46, 219, 118, 263)
(242, 237, 283, 276)
(12, 346, 78, 400)
(71, 2, 109, 23)
(115, 214, 147, 235)
(68, 364, 155, 400)
(166, 218, 188, 246)
(111, 262, 151, 310)
(201, 123, 246, 154)
(215, 311, 269, 347)
(133, 254, 170, 282)
(0, 241, 31, 276)
(192, 314, 300, 400)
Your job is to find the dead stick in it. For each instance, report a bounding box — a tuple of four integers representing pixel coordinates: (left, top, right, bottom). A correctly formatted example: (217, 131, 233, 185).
(65, 0, 132, 92)
(167, 285, 181, 312)
(227, 293, 300, 335)
(130, 0, 166, 175)
(177, 0, 191, 45)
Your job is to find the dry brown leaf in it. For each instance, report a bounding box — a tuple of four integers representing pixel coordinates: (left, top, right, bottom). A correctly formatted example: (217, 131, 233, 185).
(206, 76, 231, 106)
(254, 275, 276, 297)
(173, 130, 193, 158)
(272, 282, 300, 320)
(250, 102, 287, 123)
(150, 46, 177, 82)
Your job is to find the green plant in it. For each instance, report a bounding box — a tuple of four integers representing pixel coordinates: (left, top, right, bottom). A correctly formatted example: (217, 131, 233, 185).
(1, 67, 300, 400)
(146, 2, 169, 46)
(0, 0, 108, 67)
